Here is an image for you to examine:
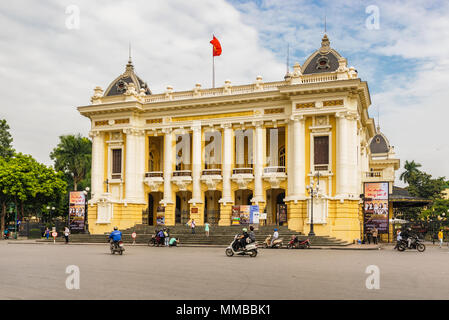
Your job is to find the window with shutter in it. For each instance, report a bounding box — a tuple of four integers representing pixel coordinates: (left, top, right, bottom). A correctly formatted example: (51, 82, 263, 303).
(314, 136, 329, 166)
(112, 149, 122, 179)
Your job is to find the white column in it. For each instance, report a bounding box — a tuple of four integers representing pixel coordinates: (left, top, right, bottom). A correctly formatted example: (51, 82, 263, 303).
(252, 121, 264, 204)
(336, 112, 348, 196)
(162, 128, 173, 204)
(220, 123, 233, 204)
(190, 122, 202, 204)
(124, 129, 137, 202)
(135, 130, 146, 203)
(346, 115, 359, 196)
(286, 121, 294, 197)
(90, 131, 104, 201)
(293, 116, 306, 197)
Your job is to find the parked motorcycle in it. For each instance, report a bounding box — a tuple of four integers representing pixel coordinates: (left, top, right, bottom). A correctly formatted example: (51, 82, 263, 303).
(287, 235, 311, 249)
(398, 235, 426, 252)
(148, 235, 164, 247)
(110, 239, 125, 255)
(225, 234, 258, 257)
(263, 235, 283, 248)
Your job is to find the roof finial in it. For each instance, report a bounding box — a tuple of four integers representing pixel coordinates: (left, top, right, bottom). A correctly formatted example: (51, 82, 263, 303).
(324, 12, 327, 34)
(377, 105, 381, 132)
(126, 42, 134, 72)
(284, 43, 290, 78)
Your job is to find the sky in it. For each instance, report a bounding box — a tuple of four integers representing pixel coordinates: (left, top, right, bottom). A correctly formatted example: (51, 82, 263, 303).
(0, 0, 448, 185)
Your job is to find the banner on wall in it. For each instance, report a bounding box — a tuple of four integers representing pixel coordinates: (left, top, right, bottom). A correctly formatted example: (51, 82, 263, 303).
(231, 206, 240, 225)
(69, 191, 85, 232)
(156, 206, 165, 225)
(364, 182, 389, 234)
(239, 205, 251, 225)
(250, 205, 260, 224)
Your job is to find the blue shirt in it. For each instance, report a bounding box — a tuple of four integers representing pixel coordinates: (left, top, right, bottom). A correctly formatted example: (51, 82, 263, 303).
(109, 230, 122, 241)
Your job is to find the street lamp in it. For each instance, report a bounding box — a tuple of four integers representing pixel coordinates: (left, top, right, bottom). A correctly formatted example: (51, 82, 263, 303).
(83, 187, 90, 234)
(306, 172, 320, 237)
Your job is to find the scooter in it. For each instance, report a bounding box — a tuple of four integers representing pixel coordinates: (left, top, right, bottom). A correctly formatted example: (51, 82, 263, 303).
(148, 235, 164, 247)
(263, 235, 283, 248)
(225, 234, 258, 257)
(287, 235, 311, 249)
(109, 239, 125, 255)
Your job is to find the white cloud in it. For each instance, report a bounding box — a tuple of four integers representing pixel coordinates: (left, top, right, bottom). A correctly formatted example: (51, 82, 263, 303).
(0, 0, 284, 166)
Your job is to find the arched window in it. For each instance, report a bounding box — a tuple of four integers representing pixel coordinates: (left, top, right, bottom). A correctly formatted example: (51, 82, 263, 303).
(279, 146, 285, 167)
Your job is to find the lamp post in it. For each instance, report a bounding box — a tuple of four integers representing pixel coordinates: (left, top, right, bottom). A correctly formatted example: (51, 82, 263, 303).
(83, 187, 90, 234)
(306, 172, 320, 237)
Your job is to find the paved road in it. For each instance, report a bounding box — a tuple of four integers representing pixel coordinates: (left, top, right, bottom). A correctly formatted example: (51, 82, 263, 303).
(1, 241, 448, 299)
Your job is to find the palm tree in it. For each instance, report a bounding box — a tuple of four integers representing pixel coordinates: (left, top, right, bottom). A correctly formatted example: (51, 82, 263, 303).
(50, 134, 92, 191)
(400, 160, 422, 184)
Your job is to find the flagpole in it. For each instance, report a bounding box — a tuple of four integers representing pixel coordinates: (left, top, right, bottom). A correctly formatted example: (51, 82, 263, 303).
(212, 52, 215, 88)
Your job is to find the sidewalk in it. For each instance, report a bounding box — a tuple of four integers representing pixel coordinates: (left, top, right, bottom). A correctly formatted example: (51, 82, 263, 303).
(5, 239, 381, 250)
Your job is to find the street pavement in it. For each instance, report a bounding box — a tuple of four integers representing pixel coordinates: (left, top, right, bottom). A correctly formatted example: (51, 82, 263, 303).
(1, 241, 449, 300)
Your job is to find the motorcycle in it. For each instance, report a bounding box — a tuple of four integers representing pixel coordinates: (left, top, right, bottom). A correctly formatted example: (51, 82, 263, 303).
(398, 235, 426, 252)
(148, 235, 164, 247)
(109, 239, 125, 255)
(225, 234, 258, 257)
(263, 235, 283, 248)
(287, 235, 311, 249)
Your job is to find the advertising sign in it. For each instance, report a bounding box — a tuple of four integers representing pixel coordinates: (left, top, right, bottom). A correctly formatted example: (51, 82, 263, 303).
(278, 204, 287, 225)
(69, 191, 85, 232)
(250, 205, 260, 224)
(231, 206, 241, 225)
(156, 206, 165, 225)
(364, 182, 389, 234)
(239, 205, 251, 225)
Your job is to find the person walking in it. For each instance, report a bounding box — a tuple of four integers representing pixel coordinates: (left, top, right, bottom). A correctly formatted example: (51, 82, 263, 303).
(164, 228, 170, 247)
(438, 230, 444, 248)
(365, 229, 372, 244)
(44, 227, 50, 240)
(372, 227, 378, 245)
(64, 227, 70, 244)
(394, 229, 402, 250)
(204, 222, 210, 237)
(190, 219, 196, 234)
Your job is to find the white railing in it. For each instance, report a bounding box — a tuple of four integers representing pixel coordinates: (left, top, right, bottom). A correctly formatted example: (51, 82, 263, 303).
(365, 171, 383, 178)
(143, 75, 339, 104)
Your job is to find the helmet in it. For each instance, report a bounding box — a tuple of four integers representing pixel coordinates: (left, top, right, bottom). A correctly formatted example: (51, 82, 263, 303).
(113, 226, 118, 231)
(242, 228, 248, 232)
(274, 228, 278, 231)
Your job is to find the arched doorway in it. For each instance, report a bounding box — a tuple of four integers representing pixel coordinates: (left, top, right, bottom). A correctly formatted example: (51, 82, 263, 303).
(175, 191, 191, 224)
(204, 190, 221, 224)
(265, 189, 286, 225)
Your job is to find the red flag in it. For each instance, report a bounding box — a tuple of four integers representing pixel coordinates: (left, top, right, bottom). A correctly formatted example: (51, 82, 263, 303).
(210, 35, 222, 57)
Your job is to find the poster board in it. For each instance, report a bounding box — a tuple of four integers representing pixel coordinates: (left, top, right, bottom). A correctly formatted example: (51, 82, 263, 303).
(69, 191, 85, 232)
(364, 182, 389, 234)
(231, 206, 240, 225)
(156, 206, 165, 225)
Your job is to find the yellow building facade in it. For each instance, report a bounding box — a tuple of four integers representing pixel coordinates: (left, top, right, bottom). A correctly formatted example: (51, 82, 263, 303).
(78, 35, 400, 242)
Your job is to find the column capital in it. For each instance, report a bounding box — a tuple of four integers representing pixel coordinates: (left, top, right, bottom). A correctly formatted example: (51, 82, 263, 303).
(220, 123, 233, 130)
(291, 114, 305, 122)
(89, 130, 102, 138)
(161, 127, 173, 134)
(251, 120, 264, 128)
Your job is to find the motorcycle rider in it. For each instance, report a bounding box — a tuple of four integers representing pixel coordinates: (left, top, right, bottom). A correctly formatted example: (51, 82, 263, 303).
(233, 228, 249, 251)
(248, 226, 256, 244)
(401, 227, 413, 248)
(271, 228, 279, 247)
(108, 227, 122, 249)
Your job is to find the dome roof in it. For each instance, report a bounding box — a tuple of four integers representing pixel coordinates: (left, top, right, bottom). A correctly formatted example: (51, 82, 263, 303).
(369, 131, 390, 154)
(302, 34, 343, 75)
(104, 58, 151, 97)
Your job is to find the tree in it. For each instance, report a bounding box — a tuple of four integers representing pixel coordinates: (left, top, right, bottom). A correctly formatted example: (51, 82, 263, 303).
(0, 153, 67, 234)
(0, 119, 14, 158)
(407, 170, 446, 200)
(400, 160, 422, 184)
(50, 134, 92, 191)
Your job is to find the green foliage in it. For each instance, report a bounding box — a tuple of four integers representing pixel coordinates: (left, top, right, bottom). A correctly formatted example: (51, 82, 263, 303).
(0, 119, 14, 158)
(420, 199, 449, 221)
(399, 160, 422, 184)
(407, 170, 446, 200)
(0, 153, 67, 231)
(50, 134, 92, 191)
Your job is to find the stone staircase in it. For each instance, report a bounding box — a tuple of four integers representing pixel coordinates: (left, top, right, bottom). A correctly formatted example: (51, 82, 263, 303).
(38, 224, 349, 247)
